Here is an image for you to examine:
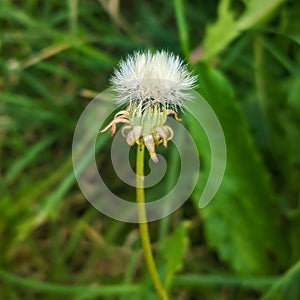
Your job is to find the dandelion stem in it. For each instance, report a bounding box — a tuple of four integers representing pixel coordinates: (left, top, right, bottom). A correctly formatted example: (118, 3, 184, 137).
(136, 143, 169, 300)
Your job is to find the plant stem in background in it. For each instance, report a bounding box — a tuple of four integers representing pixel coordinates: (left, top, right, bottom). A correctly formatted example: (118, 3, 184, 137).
(136, 143, 169, 300)
(174, 0, 190, 59)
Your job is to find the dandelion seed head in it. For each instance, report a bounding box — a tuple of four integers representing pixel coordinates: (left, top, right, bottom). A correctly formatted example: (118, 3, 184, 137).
(102, 50, 196, 162)
(110, 50, 197, 110)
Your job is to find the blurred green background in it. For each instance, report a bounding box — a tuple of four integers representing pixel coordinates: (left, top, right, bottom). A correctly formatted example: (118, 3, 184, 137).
(1, 0, 300, 299)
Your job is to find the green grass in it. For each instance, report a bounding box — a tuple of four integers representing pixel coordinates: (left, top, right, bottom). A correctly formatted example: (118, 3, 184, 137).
(1, 0, 300, 299)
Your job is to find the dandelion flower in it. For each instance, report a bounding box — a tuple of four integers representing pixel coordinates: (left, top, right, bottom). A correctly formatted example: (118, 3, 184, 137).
(100, 50, 196, 162)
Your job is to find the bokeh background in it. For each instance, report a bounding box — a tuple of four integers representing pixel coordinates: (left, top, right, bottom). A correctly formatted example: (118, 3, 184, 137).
(1, 0, 300, 299)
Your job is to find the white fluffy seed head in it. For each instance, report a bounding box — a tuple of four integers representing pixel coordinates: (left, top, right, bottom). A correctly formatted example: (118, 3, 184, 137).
(110, 50, 197, 110)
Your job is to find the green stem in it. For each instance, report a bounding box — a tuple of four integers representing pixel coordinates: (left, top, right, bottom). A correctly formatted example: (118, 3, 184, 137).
(136, 143, 169, 300)
(0, 269, 141, 296)
(174, 0, 190, 59)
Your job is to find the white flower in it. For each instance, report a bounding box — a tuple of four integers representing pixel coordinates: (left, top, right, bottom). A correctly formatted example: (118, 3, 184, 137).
(110, 50, 197, 110)
(101, 50, 196, 162)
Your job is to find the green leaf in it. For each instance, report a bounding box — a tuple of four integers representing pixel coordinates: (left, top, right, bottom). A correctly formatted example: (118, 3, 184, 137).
(261, 260, 300, 300)
(202, 0, 286, 61)
(279, 0, 300, 44)
(160, 221, 190, 288)
(190, 63, 289, 275)
(202, 0, 237, 62)
(15, 134, 109, 242)
(3, 135, 56, 187)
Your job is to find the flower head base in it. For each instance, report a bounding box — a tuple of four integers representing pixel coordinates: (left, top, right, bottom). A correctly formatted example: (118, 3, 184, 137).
(100, 51, 196, 162)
